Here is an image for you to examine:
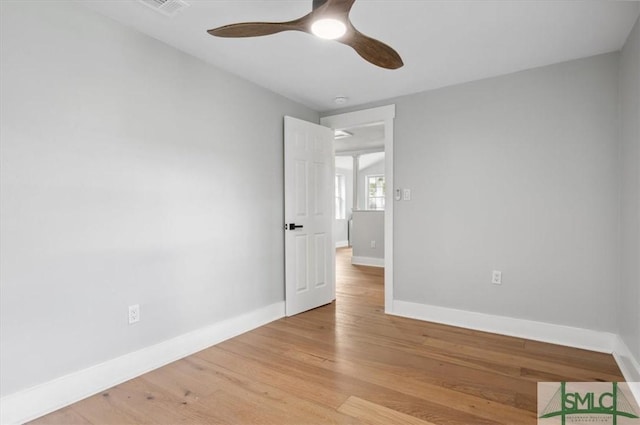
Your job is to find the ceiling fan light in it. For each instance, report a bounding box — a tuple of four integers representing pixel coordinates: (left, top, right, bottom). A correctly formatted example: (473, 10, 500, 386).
(311, 18, 346, 40)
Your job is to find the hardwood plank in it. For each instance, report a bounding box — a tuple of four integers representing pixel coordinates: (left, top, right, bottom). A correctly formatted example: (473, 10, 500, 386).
(338, 396, 437, 425)
(26, 407, 91, 425)
(216, 333, 535, 425)
(195, 346, 351, 409)
(213, 339, 499, 425)
(421, 336, 623, 382)
(419, 322, 620, 374)
(243, 325, 535, 408)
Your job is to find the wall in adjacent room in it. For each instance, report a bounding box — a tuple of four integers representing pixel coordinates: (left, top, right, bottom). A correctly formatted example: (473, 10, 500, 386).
(0, 1, 317, 397)
(351, 211, 385, 260)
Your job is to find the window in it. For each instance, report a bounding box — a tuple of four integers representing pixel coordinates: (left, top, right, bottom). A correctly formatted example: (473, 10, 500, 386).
(366, 175, 385, 210)
(335, 174, 346, 219)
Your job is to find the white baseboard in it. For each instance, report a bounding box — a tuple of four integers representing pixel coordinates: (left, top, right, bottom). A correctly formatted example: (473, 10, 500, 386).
(0, 301, 285, 425)
(391, 300, 616, 353)
(613, 336, 640, 405)
(351, 256, 384, 267)
(335, 241, 349, 248)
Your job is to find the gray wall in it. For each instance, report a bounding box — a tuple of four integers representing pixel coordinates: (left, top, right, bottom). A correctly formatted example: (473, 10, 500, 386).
(0, 1, 317, 397)
(328, 53, 621, 332)
(618, 17, 640, 362)
(351, 211, 385, 260)
(392, 54, 621, 332)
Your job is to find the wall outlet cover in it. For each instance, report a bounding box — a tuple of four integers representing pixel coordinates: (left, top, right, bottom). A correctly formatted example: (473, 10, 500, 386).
(128, 304, 140, 324)
(492, 271, 502, 285)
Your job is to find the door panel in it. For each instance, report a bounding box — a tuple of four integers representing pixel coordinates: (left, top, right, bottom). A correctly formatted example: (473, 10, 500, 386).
(295, 160, 308, 216)
(295, 234, 308, 292)
(314, 233, 327, 287)
(284, 116, 335, 316)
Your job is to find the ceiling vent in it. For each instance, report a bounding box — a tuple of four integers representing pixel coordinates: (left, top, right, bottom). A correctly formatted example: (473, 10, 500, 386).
(138, 0, 190, 17)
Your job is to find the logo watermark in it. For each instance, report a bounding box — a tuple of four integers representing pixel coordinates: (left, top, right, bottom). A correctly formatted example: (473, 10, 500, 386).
(538, 382, 640, 424)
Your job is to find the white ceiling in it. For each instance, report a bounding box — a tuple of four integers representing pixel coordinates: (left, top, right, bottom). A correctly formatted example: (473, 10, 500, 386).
(82, 0, 639, 112)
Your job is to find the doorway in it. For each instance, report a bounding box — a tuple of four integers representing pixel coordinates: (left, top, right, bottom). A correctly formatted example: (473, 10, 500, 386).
(321, 105, 395, 313)
(335, 145, 385, 266)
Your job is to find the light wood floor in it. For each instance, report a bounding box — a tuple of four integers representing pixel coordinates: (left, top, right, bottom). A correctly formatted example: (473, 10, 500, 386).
(32, 247, 623, 425)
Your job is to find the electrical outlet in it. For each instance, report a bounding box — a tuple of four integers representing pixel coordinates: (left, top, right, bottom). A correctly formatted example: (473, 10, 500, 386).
(403, 188, 411, 201)
(492, 271, 502, 285)
(370, 240, 376, 249)
(128, 304, 140, 324)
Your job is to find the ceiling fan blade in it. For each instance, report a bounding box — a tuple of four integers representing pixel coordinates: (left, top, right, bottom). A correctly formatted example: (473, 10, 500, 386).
(208, 17, 308, 38)
(339, 27, 404, 70)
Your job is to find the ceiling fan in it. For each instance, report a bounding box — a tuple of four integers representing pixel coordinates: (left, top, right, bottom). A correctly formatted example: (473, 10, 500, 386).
(207, 0, 404, 70)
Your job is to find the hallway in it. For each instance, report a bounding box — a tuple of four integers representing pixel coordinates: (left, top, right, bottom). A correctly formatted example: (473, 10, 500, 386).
(335, 246, 384, 313)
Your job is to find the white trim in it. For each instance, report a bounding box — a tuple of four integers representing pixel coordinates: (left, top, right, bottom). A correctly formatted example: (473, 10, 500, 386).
(0, 302, 285, 425)
(336, 147, 383, 156)
(392, 300, 616, 353)
(335, 173, 346, 220)
(614, 336, 640, 381)
(321, 104, 396, 314)
(613, 336, 640, 405)
(351, 256, 385, 267)
(335, 240, 349, 248)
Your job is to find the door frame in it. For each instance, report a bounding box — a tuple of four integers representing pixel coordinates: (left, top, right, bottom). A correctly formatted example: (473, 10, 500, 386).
(321, 104, 395, 314)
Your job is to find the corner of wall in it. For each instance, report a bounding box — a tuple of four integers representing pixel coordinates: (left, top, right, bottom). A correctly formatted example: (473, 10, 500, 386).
(616, 11, 640, 387)
(613, 336, 640, 406)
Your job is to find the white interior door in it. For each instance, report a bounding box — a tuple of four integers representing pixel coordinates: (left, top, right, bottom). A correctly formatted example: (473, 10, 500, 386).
(284, 116, 335, 317)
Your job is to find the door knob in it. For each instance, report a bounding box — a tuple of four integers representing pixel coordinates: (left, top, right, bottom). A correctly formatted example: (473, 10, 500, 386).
(286, 223, 304, 230)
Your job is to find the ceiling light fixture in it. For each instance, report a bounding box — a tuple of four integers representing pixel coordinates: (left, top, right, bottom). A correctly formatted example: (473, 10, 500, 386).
(334, 96, 348, 105)
(334, 129, 353, 139)
(311, 18, 347, 40)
